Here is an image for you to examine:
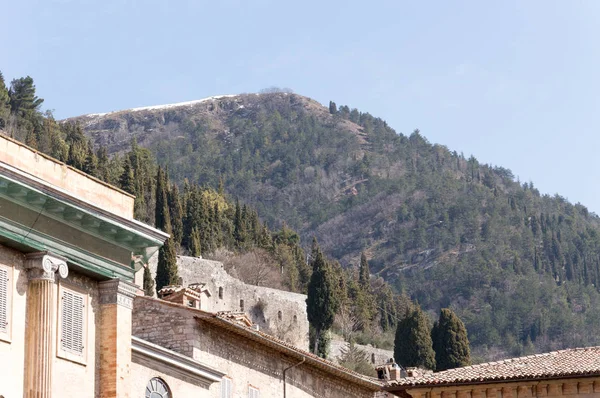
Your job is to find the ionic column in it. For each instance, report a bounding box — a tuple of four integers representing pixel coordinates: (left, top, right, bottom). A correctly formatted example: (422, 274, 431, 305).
(23, 252, 68, 398)
(98, 279, 138, 398)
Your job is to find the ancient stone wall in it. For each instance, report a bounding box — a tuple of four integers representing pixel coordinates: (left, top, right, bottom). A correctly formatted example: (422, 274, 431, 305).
(329, 338, 394, 367)
(147, 255, 310, 350)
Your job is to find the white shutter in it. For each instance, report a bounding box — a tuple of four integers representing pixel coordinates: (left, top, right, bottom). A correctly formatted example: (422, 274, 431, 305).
(249, 386, 259, 398)
(221, 378, 232, 398)
(0, 267, 7, 333)
(61, 290, 84, 354)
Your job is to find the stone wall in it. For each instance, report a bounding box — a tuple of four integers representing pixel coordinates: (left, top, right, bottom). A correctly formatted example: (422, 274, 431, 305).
(330, 338, 394, 367)
(147, 255, 310, 350)
(133, 297, 379, 398)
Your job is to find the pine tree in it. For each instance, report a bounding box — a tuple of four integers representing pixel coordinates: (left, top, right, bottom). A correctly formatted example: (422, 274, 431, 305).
(306, 239, 339, 355)
(394, 307, 436, 370)
(359, 252, 370, 290)
(8, 76, 44, 117)
(96, 146, 110, 182)
(83, 142, 98, 177)
(143, 266, 155, 296)
(431, 308, 471, 371)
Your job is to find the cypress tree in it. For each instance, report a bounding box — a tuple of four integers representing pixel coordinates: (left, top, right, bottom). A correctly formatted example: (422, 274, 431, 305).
(189, 227, 202, 257)
(394, 306, 436, 370)
(169, 184, 183, 247)
(431, 308, 471, 371)
(119, 157, 136, 195)
(233, 199, 246, 247)
(359, 252, 370, 290)
(306, 239, 339, 356)
(143, 266, 155, 296)
(155, 166, 178, 291)
(329, 101, 337, 114)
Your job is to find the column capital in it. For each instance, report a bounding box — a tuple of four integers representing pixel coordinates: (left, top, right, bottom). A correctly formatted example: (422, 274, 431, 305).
(98, 279, 138, 309)
(25, 251, 69, 282)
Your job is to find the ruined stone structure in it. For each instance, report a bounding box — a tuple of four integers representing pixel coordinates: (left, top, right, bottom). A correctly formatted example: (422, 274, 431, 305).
(148, 255, 310, 350)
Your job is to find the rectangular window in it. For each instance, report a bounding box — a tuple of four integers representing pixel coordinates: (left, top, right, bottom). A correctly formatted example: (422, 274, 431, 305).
(248, 386, 259, 398)
(221, 377, 232, 398)
(0, 265, 10, 341)
(57, 285, 87, 364)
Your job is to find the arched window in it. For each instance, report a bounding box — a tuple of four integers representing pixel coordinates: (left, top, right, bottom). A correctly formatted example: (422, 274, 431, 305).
(277, 311, 282, 320)
(218, 287, 223, 299)
(145, 377, 171, 398)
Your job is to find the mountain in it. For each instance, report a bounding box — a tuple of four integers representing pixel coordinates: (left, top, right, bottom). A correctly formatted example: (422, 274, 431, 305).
(67, 92, 600, 360)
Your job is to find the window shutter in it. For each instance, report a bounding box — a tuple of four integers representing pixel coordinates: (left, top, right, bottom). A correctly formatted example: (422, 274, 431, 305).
(249, 386, 259, 398)
(0, 268, 7, 333)
(221, 378, 232, 398)
(61, 290, 84, 354)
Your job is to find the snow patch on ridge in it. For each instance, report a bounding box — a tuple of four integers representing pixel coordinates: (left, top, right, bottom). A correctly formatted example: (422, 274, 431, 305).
(84, 94, 238, 118)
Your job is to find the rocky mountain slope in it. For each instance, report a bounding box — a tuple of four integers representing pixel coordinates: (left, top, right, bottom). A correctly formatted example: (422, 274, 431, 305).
(66, 92, 600, 360)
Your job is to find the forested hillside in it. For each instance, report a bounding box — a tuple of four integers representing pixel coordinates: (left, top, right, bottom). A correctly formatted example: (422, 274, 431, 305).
(67, 92, 600, 361)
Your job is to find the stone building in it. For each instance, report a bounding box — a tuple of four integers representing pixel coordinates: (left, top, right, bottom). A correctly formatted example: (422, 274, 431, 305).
(384, 347, 600, 398)
(133, 295, 384, 398)
(149, 254, 310, 350)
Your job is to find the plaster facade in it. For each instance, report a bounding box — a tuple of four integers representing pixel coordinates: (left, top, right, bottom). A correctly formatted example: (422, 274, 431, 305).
(147, 255, 310, 350)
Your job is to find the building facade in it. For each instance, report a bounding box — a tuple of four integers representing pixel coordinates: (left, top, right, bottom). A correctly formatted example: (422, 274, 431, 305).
(384, 347, 600, 398)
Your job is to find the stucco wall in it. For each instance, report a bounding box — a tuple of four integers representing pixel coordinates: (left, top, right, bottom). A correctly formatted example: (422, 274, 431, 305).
(147, 255, 310, 350)
(0, 244, 26, 398)
(133, 297, 379, 398)
(0, 243, 101, 398)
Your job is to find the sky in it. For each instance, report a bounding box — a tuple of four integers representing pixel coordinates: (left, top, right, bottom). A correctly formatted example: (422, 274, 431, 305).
(2, 0, 600, 212)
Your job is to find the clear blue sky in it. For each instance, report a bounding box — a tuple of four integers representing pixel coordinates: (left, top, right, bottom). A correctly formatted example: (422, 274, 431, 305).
(3, 1, 600, 213)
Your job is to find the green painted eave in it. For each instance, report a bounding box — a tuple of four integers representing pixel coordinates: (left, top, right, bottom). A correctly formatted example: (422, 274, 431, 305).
(0, 164, 169, 279)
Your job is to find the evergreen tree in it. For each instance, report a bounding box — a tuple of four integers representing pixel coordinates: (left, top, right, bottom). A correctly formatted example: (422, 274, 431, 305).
(306, 239, 339, 355)
(156, 237, 178, 292)
(0, 71, 10, 129)
(83, 142, 98, 177)
(359, 252, 370, 289)
(329, 101, 337, 114)
(337, 341, 376, 376)
(233, 199, 246, 247)
(394, 307, 436, 370)
(169, 184, 184, 247)
(431, 308, 471, 371)
(8, 76, 44, 117)
(154, 166, 178, 291)
(143, 266, 155, 296)
(96, 146, 110, 182)
(119, 158, 136, 195)
(189, 227, 202, 257)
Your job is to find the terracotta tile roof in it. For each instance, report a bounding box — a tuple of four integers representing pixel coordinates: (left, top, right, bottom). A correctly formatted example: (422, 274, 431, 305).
(386, 346, 600, 389)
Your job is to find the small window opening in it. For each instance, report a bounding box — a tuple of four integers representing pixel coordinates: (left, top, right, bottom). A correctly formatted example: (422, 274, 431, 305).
(218, 287, 223, 299)
(293, 315, 297, 323)
(240, 299, 244, 312)
(371, 353, 376, 364)
(277, 311, 282, 320)
(187, 300, 195, 308)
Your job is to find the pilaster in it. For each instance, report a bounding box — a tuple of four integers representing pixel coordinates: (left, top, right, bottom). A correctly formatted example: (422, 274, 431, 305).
(23, 252, 68, 398)
(98, 278, 137, 398)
